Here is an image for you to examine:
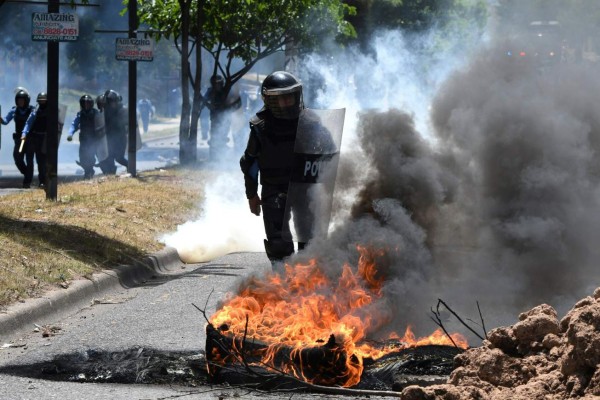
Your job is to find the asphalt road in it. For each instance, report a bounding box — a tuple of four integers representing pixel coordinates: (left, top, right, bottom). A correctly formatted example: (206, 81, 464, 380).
(0, 122, 362, 399)
(0, 252, 328, 400)
(0, 251, 365, 400)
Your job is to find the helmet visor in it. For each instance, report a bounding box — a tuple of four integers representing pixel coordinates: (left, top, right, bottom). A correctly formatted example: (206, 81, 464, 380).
(263, 85, 303, 119)
(262, 82, 302, 97)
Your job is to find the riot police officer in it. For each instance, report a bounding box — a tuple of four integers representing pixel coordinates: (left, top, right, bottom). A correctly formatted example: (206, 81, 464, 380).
(137, 98, 154, 134)
(22, 92, 49, 187)
(101, 89, 128, 174)
(0, 89, 36, 188)
(205, 74, 241, 160)
(67, 95, 108, 179)
(239, 71, 305, 269)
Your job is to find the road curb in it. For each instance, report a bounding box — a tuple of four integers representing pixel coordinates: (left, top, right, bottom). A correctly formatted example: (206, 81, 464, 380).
(0, 246, 183, 341)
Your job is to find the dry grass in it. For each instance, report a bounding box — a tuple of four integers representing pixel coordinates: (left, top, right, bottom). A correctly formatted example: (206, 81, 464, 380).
(0, 166, 208, 310)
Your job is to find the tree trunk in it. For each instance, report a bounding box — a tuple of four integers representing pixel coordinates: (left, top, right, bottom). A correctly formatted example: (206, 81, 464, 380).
(178, 0, 193, 165)
(188, 0, 205, 160)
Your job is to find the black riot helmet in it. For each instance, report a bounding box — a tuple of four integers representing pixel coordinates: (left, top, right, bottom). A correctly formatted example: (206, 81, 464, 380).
(79, 94, 94, 111)
(15, 90, 31, 108)
(104, 89, 122, 109)
(96, 94, 105, 111)
(36, 92, 48, 109)
(261, 71, 303, 119)
(210, 74, 224, 90)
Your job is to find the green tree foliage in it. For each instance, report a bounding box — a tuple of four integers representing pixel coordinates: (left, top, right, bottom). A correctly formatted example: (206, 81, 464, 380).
(137, 0, 355, 164)
(348, 0, 486, 33)
(140, 0, 355, 67)
(343, 0, 487, 55)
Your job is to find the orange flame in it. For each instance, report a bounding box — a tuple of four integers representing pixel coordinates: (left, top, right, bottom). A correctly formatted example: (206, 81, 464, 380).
(209, 246, 468, 387)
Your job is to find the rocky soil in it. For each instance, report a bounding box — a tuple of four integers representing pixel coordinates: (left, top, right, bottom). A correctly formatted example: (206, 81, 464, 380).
(399, 287, 600, 399)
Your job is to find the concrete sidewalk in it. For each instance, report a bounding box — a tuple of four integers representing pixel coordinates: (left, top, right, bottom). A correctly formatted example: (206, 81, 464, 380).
(0, 246, 184, 341)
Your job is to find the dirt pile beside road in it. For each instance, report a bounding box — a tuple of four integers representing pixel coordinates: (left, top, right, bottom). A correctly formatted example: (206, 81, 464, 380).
(400, 288, 600, 399)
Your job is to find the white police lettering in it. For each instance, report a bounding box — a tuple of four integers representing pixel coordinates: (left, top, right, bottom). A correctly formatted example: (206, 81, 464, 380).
(304, 160, 322, 177)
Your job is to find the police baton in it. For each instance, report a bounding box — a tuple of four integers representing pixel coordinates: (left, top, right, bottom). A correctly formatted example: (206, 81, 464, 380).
(18, 137, 26, 153)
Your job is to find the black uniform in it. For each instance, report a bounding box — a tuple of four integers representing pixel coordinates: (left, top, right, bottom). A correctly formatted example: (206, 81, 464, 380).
(27, 105, 48, 186)
(205, 76, 241, 160)
(1, 104, 35, 187)
(102, 103, 128, 174)
(137, 98, 153, 134)
(69, 108, 107, 179)
(240, 107, 300, 261)
(15, 107, 36, 186)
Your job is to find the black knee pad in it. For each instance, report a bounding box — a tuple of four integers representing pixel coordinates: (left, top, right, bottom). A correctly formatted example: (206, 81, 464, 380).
(264, 239, 294, 261)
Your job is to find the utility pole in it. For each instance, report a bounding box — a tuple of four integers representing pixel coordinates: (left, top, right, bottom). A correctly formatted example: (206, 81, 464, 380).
(127, 0, 137, 177)
(46, 0, 60, 200)
(7, 0, 97, 199)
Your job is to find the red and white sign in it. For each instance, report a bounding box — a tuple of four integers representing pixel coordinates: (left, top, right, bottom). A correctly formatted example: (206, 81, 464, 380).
(115, 38, 154, 62)
(32, 13, 79, 42)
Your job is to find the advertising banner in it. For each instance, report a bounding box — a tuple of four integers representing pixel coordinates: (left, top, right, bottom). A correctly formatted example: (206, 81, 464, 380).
(32, 13, 79, 42)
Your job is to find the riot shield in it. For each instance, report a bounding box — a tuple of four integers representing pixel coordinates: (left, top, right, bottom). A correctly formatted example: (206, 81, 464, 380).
(94, 109, 106, 136)
(94, 111, 109, 161)
(283, 108, 345, 243)
(136, 122, 143, 151)
(58, 104, 67, 145)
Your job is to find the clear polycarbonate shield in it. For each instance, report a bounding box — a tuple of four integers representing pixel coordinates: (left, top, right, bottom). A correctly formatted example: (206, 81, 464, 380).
(58, 104, 67, 143)
(94, 109, 105, 136)
(94, 111, 109, 161)
(283, 108, 345, 243)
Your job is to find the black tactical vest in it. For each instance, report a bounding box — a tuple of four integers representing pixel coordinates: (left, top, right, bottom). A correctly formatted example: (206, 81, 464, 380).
(14, 107, 33, 133)
(80, 110, 96, 138)
(32, 107, 47, 133)
(104, 106, 127, 137)
(251, 110, 298, 186)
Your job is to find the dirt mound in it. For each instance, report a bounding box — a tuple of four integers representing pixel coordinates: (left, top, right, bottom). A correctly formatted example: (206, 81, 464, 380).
(400, 288, 600, 399)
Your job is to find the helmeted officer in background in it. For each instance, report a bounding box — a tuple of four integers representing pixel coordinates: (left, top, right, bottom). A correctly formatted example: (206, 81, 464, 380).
(22, 92, 49, 187)
(96, 94, 105, 113)
(67, 94, 108, 179)
(101, 89, 128, 174)
(0, 89, 36, 188)
(137, 98, 154, 134)
(205, 74, 241, 160)
(239, 71, 307, 269)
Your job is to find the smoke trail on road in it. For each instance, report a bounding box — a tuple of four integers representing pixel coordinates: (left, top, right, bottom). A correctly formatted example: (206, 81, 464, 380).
(160, 169, 265, 263)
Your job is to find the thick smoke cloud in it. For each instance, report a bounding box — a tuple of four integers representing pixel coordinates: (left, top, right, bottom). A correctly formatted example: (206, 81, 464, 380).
(158, 1, 600, 342)
(289, 3, 600, 340)
(430, 51, 600, 324)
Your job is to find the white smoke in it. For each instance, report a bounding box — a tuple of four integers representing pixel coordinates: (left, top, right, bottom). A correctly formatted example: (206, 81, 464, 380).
(161, 169, 265, 263)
